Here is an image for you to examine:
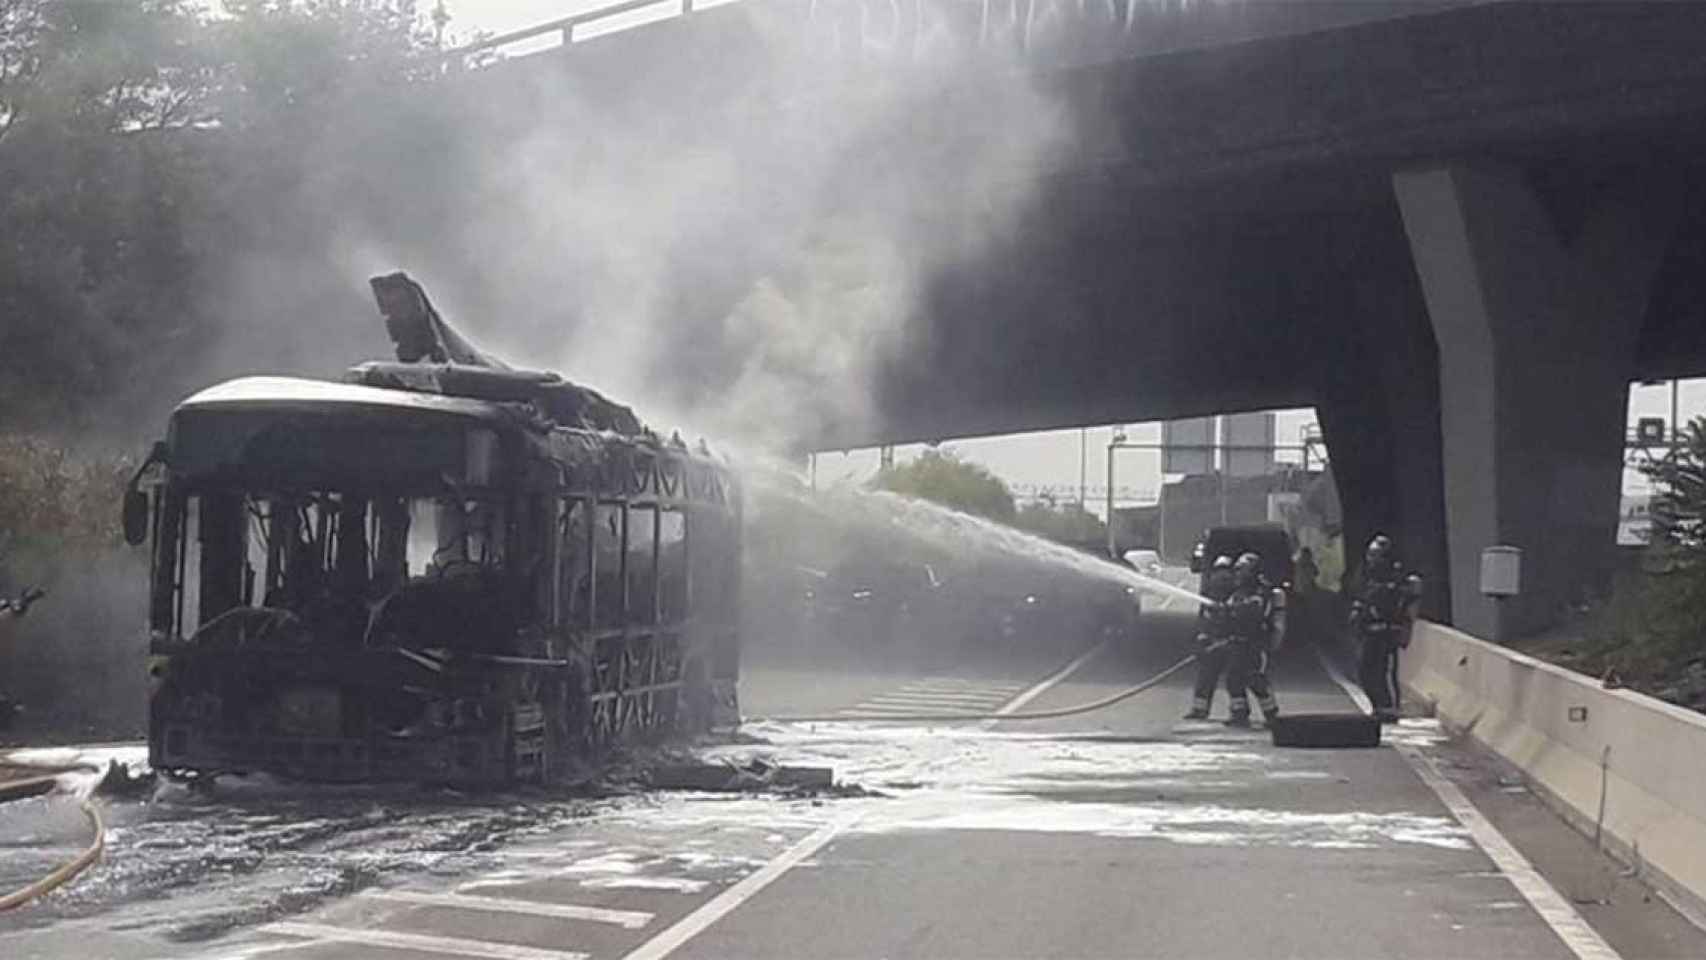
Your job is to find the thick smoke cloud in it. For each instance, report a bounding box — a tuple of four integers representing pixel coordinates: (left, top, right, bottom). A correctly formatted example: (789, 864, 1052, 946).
(184, 2, 1080, 455)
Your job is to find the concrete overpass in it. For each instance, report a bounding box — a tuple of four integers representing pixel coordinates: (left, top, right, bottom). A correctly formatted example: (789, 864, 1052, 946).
(451, 0, 1706, 640)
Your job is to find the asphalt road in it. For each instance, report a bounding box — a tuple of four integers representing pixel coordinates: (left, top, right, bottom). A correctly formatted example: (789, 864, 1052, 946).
(5, 576, 1706, 960)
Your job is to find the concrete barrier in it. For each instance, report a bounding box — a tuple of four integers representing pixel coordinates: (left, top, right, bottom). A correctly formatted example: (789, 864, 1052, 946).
(1401, 620, 1706, 922)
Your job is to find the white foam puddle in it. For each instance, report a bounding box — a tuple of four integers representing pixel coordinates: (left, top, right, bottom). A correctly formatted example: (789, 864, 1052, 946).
(461, 869, 533, 885)
(992, 776, 1250, 792)
(559, 852, 647, 875)
(1382, 718, 1451, 748)
(630, 721, 1474, 853)
(667, 850, 769, 871)
(861, 794, 1471, 850)
(726, 722, 1269, 790)
(580, 875, 709, 893)
(4, 742, 149, 770)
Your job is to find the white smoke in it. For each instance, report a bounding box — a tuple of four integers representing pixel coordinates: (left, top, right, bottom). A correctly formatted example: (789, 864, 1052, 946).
(394, 3, 1081, 452)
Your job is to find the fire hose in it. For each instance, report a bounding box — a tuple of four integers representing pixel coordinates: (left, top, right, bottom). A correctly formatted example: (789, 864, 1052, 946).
(756, 644, 1220, 724)
(0, 798, 106, 912)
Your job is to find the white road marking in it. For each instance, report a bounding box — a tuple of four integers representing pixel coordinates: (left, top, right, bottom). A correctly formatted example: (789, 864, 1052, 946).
(261, 922, 589, 960)
(1397, 745, 1622, 960)
(1314, 646, 1374, 714)
(837, 680, 1026, 718)
(905, 679, 1021, 691)
(870, 689, 1019, 703)
(853, 695, 992, 706)
(620, 632, 1136, 956)
(836, 710, 978, 721)
(1314, 648, 1622, 960)
(364, 889, 654, 928)
(620, 817, 854, 960)
(840, 702, 980, 714)
(982, 639, 1110, 729)
(862, 694, 1013, 707)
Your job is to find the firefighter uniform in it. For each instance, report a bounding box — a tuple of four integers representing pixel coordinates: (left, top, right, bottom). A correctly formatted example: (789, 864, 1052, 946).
(1184, 558, 1237, 720)
(1224, 553, 1283, 727)
(1350, 535, 1423, 723)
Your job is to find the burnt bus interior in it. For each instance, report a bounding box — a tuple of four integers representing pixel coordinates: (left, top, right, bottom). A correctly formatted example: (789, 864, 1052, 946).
(131, 275, 740, 785)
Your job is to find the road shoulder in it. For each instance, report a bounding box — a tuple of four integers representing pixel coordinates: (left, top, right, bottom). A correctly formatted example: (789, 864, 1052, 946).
(1422, 728, 1706, 959)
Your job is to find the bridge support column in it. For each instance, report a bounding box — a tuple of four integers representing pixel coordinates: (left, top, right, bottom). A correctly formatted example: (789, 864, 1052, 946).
(1314, 219, 1449, 622)
(1394, 163, 1675, 639)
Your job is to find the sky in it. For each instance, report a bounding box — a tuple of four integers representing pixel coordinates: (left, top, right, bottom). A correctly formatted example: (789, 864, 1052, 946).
(443, 1, 1705, 512)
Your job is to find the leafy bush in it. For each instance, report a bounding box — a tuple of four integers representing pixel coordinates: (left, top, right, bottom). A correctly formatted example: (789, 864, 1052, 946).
(1631, 418, 1706, 678)
(872, 449, 1016, 523)
(0, 434, 131, 563)
(1543, 418, 1706, 710)
(1, 435, 145, 743)
(1012, 498, 1105, 545)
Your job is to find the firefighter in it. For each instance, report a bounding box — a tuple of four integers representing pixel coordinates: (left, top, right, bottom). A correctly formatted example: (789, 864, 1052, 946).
(1349, 534, 1424, 723)
(1183, 556, 1237, 720)
(1224, 552, 1283, 727)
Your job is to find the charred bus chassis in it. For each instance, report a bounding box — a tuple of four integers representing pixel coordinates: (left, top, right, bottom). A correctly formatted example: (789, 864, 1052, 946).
(127, 275, 740, 785)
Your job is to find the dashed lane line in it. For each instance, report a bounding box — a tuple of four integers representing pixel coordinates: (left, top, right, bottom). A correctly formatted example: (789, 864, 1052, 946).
(363, 889, 654, 929)
(836, 709, 980, 720)
(902, 679, 1024, 691)
(621, 649, 1102, 957)
(840, 702, 980, 714)
(982, 639, 1110, 729)
(257, 922, 589, 960)
(863, 688, 1024, 702)
(619, 817, 854, 960)
(1315, 647, 1623, 960)
(855, 695, 1014, 708)
(836, 680, 1028, 718)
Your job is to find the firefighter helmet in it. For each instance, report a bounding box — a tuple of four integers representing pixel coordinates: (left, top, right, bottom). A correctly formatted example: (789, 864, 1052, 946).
(1233, 552, 1262, 585)
(1366, 534, 1393, 563)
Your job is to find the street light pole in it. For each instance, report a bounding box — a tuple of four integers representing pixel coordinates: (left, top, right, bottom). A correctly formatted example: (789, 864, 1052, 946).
(1079, 427, 1088, 540)
(1673, 379, 1681, 450)
(1105, 430, 1120, 559)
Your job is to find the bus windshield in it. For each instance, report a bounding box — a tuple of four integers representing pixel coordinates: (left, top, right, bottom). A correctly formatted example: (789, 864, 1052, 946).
(154, 487, 509, 643)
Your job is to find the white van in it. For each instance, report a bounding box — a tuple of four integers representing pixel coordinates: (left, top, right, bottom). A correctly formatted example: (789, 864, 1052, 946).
(1123, 549, 1162, 575)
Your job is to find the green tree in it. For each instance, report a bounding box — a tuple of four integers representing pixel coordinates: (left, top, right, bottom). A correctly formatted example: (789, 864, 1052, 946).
(872, 449, 1015, 523)
(0, 0, 440, 435)
(1012, 497, 1106, 545)
(1646, 417, 1706, 564)
(1633, 417, 1706, 662)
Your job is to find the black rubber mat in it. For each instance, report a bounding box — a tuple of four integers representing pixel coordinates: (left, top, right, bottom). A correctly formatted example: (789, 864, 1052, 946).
(1268, 712, 1383, 748)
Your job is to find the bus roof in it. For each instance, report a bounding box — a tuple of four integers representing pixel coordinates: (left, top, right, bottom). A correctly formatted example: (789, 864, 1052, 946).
(175, 376, 517, 427)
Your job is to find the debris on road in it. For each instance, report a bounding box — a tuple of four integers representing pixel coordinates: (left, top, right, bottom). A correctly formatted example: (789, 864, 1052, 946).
(645, 758, 836, 794)
(0, 769, 59, 803)
(1269, 713, 1383, 748)
(91, 759, 156, 799)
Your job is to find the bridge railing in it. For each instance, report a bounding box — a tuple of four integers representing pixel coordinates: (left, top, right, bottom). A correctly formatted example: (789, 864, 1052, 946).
(445, 0, 706, 67)
(445, 0, 1456, 72)
(443, 0, 1119, 68)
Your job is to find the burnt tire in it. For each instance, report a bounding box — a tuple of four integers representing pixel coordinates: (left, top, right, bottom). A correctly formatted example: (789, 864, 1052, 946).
(1269, 712, 1382, 748)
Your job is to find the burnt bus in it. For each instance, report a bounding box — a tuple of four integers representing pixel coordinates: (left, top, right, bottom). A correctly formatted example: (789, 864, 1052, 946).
(123, 274, 740, 785)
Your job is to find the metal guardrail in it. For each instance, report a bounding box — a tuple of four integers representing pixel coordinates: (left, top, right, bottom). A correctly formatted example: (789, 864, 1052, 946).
(447, 0, 704, 65)
(445, 0, 1348, 70)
